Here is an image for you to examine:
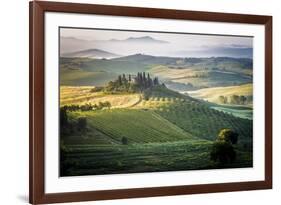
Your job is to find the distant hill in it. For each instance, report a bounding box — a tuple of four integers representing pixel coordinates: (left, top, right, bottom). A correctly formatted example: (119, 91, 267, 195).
(172, 47, 253, 59)
(109, 36, 169, 44)
(114, 54, 252, 69)
(61, 49, 121, 59)
(114, 53, 181, 65)
(60, 55, 252, 89)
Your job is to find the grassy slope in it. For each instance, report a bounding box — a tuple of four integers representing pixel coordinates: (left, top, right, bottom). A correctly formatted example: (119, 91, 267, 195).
(62, 86, 252, 144)
(60, 86, 253, 176)
(211, 105, 253, 120)
(60, 57, 150, 86)
(63, 140, 252, 176)
(60, 57, 252, 88)
(60, 86, 141, 108)
(63, 141, 212, 175)
(70, 109, 195, 144)
(149, 65, 252, 88)
(186, 83, 253, 119)
(60, 57, 150, 73)
(60, 69, 118, 86)
(187, 83, 253, 104)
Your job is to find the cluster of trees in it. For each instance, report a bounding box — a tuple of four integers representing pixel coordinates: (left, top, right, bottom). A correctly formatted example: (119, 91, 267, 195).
(60, 107, 87, 136)
(218, 95, 252, 105)
(135, 72, 160, 90)
(105, 74, 136, 93)
(104, 72, 160, 93)
(210, 129, 239, 165)
(61, 102, 111, 112)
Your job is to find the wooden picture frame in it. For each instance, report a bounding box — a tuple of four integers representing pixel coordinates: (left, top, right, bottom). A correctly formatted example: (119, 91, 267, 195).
(29, 1, 272, 204)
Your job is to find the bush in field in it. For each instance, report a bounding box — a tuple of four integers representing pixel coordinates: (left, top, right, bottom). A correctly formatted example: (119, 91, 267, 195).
(210, 128, 238, 164)
(218, 95, 228, 104)
(80, 103, 93, 111)
(229, 95, 248, 105)
(98, 101, 111, 109)
(210, 141, 236, 164)
(90, 86, 103, 92)
(218, 128, 239, 144)
(121, 137, 128, 145)
(77, 117, 87, 132)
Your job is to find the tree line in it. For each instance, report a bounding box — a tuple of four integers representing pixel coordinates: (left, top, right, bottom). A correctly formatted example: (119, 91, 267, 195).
(104, 72, 160, 93)
(61, 102, 111, 112)
(218, 95, 252, 105)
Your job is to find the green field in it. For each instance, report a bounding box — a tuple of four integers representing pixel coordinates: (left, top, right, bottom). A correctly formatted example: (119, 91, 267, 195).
(62, 141, 252, 176)
(60, 57, 151, 86)
(60, 56, 252, 89)
(60, 85, 253, 176)
(73, 109, 195, 143)
(59, 55, 253, 176)
(149, 65, 252, 89)
(210, 105, 253, 120)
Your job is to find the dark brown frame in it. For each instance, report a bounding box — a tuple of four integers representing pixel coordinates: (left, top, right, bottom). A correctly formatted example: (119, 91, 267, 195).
(29, 1, 272, 204)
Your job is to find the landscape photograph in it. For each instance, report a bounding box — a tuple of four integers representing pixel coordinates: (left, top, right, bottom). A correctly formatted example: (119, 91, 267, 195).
(59, 28, 253, 177)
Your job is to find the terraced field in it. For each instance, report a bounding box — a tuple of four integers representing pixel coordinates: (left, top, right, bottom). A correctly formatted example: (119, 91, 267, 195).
(60, 85, 253, 176)
(156, 101, 252, 143)
(71, 109, 195, 144)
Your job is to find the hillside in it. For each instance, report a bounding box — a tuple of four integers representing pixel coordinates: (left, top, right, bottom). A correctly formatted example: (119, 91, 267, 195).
(59, 55, 252, 90)
(61, 85, 252, 143)
(61, 48, 120, 59)
(114, 54, 180, 65)
(60, 85, 253, 176)
(72, 109, 195, 144)
(60, 57, 150, 86)
(187, 83, 253, 105)
(149, 65, 252, 90)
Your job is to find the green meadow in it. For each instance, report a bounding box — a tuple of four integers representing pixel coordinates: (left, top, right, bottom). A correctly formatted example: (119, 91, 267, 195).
(60, 55, 253, 176)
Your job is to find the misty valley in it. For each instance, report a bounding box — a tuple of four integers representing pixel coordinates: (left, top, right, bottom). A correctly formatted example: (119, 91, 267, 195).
(59, 32, 253, 176)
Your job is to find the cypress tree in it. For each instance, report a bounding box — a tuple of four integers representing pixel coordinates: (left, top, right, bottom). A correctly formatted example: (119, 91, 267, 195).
(118, 75, 122, 85)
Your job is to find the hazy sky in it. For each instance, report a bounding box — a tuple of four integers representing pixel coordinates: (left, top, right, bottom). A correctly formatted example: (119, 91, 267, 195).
(60, 28, 253, 58)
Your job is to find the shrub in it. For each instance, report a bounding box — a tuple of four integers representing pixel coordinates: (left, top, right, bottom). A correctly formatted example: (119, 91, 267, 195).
(77, 117, 87, 132)
(210, 141, 236, 164)
(121, 137, 128, 145)
(218, 128, 239, 144)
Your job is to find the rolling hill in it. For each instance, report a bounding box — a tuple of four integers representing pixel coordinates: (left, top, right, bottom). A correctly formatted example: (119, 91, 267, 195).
(59, 57, 150, 86)
(61, 48, 120, 59)
(59, 55, 252, 90)
(60, 85, 253, 176)
(61, 85, 252, 143)
(149, 65, 252, 90)
(186, 83, 253, 105)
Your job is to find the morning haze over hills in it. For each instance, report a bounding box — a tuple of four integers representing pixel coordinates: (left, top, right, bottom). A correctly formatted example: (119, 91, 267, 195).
(59, 28, 253, 176)
(60, 28, 253, 58)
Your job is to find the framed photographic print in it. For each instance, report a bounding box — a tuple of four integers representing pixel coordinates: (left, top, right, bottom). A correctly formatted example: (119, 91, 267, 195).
(29, 1, 272, 204)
